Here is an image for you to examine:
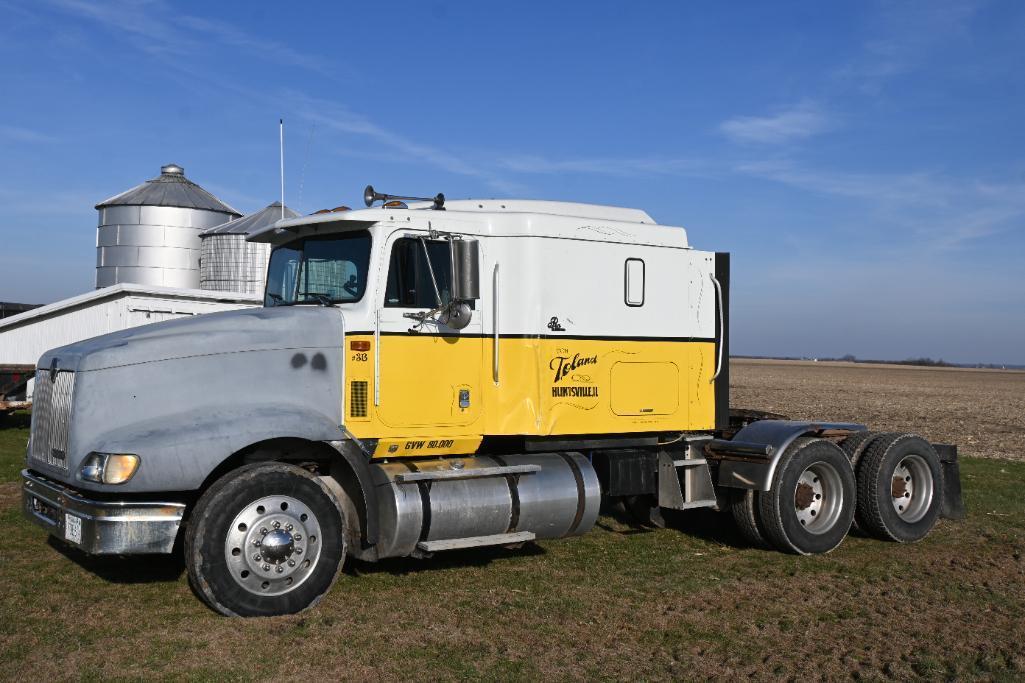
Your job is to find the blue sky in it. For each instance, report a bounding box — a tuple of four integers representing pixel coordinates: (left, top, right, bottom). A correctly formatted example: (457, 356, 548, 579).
(1, 1, 1023, 364)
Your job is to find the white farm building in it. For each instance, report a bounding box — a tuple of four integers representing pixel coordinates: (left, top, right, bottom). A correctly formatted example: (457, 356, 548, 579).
(0, 284, 260, 397)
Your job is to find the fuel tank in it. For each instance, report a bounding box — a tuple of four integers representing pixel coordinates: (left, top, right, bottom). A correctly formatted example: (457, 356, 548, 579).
(369, 452, 600, 559)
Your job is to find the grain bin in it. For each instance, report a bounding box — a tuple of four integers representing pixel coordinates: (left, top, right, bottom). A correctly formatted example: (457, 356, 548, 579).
(95, 164, 241, 289)
(200, 202, 298, 294)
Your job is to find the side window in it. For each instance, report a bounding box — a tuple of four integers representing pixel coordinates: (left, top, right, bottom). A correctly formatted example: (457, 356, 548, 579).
(384, 238, 453, 308)
(625, 258, 645, 307)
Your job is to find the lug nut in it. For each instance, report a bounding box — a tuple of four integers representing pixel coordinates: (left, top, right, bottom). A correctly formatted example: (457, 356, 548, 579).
(273, 521, 281, 529)
(260, 527, 268, 535)
(263, 564, 271, 571)
(253, 554, 261, 561)
(295, 547, 303, 555)
(253, 539, 261, 547)
(276, 566, 284, 573)
(294, 534, 302, 541)
(287, 559, 296, 567)
(285, 524, 293, 531)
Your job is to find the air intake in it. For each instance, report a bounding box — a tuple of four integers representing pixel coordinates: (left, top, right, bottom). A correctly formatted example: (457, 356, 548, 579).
(350, 381, 368, 419)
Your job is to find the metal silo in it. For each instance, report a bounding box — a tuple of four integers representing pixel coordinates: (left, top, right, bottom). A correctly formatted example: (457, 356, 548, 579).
(95, 164, 241, 289)
(200, 202, 298, 295)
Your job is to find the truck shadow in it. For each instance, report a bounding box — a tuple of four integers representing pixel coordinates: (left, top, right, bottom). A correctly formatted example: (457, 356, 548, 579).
(661, 508, 752, 548)
(47, 537, 186, 583)
(596, 499, 753, 548)
(347, 509, 758, 579)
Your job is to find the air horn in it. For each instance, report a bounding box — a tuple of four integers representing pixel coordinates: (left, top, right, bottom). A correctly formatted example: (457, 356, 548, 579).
(363, 185, 445, 209)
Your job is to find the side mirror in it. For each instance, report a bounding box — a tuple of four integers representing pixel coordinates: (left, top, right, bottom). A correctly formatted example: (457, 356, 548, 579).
(450, 239, 480, 301)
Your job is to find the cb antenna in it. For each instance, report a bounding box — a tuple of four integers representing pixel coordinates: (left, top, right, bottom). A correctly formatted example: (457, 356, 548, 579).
(279, 119, 285, 221)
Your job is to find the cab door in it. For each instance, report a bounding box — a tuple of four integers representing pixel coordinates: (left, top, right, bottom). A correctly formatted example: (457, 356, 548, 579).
(375, 232, 484, 428)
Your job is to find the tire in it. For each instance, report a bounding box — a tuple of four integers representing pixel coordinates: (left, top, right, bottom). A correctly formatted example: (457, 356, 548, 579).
(840, 430, 888, 470)
(839, 431, 889, 534)
(757, 437, 856, 555)
(185, 462, 346, 617)
(728, 488, 771, 549)
(625, 495, 665, 528)
(855, 433, 942, 543)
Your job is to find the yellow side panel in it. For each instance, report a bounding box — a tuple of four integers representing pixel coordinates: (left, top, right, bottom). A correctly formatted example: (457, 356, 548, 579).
(485, 339, 715, 436)
(344, 334, 717, 447)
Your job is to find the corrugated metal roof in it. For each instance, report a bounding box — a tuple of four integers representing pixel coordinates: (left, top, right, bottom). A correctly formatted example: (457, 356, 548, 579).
(201, 201, 299, 236)
(95, 164, 241, 215)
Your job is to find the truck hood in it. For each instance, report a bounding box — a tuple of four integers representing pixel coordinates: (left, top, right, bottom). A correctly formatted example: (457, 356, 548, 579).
(38, 306, 345, 373)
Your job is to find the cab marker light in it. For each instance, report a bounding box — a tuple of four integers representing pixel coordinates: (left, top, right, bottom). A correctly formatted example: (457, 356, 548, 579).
(350, 341, 371, 351)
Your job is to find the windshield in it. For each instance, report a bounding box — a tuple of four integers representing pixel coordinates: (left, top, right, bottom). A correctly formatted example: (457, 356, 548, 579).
(264, 232, 372, 306)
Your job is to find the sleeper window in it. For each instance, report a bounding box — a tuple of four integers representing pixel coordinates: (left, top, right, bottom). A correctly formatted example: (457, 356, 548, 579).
(384, 238, 453, 308)
(625, 258, 645, 306)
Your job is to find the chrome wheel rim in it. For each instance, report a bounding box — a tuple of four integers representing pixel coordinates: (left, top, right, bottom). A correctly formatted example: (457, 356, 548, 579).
(891, 454, 934, 523)
(794, 462, 844, 534)
(225, 495, 322, 596)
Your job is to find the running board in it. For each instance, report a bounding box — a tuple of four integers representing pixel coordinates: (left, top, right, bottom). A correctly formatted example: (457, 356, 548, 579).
(416, 531, 536, 553)
(395, 464, 540, 484)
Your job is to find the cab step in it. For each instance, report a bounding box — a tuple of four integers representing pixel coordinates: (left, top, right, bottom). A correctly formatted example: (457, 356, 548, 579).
(416, 531, 536, 553)
(395, 464, 540, 484)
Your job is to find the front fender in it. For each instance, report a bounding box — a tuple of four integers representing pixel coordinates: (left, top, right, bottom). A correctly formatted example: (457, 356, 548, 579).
(78, 404, 345, 493)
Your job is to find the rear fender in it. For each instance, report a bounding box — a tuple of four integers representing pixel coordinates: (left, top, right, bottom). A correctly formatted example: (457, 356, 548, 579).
(714, 420, 866, 491)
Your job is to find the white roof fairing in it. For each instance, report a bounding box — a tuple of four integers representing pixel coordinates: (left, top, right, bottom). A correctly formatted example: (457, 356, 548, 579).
(247, 199, 690, 249)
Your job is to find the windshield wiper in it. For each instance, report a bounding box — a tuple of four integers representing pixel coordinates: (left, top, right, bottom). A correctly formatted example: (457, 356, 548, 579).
(300, 292, 336, 307)
(265, 292, 296, 307)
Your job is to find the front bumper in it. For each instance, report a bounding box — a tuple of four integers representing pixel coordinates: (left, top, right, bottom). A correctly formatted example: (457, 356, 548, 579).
(21, 469, 186, 554)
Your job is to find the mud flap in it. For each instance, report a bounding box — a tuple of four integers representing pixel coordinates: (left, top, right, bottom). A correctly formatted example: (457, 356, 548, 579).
(933, 444, 966, 521)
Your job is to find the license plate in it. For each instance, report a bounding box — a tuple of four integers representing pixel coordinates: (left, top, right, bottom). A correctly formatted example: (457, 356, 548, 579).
(65, 513, 82, 544)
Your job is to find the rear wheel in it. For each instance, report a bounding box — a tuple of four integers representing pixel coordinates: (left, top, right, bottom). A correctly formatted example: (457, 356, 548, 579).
(185, 462, 346, 617)
(840, 430, 888, 533)
(840, 430, 887, 469)
(855, 433, 942, 542)
(728, 488, 770, 549)
(757, 438, 856, 555)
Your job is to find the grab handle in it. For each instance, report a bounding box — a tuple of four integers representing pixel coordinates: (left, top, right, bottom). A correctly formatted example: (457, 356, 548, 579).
(709, 272, 724, 384)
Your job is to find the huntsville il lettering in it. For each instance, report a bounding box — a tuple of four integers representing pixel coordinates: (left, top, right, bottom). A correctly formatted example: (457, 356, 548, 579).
(550, 353, 599, 398)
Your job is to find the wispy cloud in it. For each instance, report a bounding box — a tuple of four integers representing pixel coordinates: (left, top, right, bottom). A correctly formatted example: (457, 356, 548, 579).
(43, 0, 334, 75)
(498, 155, 713, 178)
(0, 124, 57, 143)
(288, 92, 522, 194)
(836, 0, 983, 94)
(40, 0, 516, 194)
(734, 159, 1025, 248)
(719, 100, 833, 145)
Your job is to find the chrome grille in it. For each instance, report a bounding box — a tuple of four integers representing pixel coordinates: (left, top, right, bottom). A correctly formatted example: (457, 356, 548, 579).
(29, 369, 75, 472)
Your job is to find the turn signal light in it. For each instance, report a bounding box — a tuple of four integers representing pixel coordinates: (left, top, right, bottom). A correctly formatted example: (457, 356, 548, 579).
(350, 341, 371, 351)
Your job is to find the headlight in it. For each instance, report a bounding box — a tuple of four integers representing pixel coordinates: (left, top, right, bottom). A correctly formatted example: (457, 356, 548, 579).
(80, 453, 140, 484)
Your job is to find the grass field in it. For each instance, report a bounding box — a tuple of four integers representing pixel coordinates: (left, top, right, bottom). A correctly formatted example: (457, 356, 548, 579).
(2, 360, 1024, 680)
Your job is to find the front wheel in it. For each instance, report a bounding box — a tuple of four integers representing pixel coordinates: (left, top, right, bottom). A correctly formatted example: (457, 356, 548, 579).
(757, 438, 856, 555)
(185, 462, 346, 617)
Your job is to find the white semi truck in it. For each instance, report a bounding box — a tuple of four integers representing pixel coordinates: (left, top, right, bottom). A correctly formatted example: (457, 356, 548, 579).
(22, 187, 963, 616)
